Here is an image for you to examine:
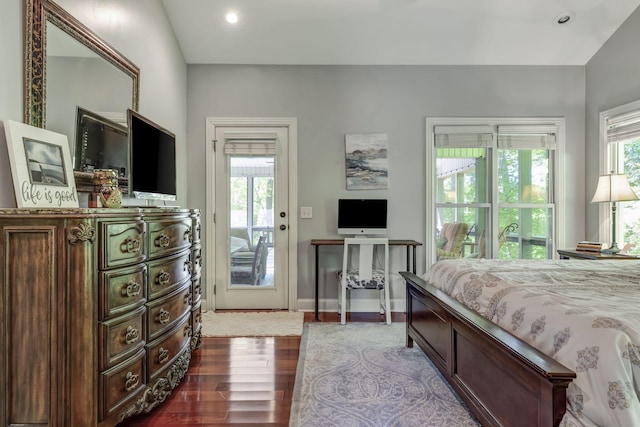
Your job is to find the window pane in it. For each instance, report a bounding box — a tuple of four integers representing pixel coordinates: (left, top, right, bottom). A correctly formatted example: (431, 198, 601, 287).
(498, 208, 553, 259)
(498, 149, 549, 203)
(436, 148, 487, 203)
(436, 207, 489, 259)
(619, 138, 640, 255)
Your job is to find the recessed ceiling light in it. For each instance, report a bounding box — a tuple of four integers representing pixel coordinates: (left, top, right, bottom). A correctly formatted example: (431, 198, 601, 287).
(225, 12, 238, 24)
(553, 11, 575, 26)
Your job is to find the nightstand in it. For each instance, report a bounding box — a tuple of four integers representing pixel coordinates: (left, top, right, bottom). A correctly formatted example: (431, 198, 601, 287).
(557, 249, 639, 260)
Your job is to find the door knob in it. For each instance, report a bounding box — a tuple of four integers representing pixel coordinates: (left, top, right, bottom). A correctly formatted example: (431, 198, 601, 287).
(280, 224, 287, 230)
(280, 212, 286, 218)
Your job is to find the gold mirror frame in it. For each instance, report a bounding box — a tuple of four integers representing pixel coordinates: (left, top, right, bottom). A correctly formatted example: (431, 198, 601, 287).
(24, 0, 140, 128)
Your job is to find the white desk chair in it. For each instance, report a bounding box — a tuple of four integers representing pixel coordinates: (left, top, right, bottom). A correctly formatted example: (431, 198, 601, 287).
(336, 237, 390, 325)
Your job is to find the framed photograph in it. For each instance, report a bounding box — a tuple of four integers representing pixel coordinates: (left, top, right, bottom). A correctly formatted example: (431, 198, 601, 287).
(345, 133, 389, 190)
(3, 120, 78, 208)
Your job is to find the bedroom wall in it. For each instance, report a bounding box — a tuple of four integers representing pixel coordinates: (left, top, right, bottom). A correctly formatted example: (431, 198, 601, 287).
(0, 1, 23, 207)
(585, 6, 640, 241)
(0, 0, 188, 207)
(186, 64, 586, 310)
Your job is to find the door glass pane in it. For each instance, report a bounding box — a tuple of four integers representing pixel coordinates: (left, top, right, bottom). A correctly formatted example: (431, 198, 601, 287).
(228, 156, 275, 287)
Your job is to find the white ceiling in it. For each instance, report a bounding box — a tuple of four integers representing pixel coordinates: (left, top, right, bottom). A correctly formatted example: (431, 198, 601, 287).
(161, 0, 640, 66)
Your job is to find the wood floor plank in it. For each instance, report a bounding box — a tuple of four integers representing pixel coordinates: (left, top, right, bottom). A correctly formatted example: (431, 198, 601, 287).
(118, 312, 405, 426)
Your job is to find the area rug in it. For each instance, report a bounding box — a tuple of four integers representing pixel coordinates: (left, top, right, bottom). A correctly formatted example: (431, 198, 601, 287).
(199, 310, 304, 337)
(290, 322, 480, 427)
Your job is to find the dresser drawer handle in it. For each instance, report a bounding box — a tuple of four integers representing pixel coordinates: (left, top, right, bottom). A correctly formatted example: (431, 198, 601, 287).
(120, 236, 141, 254)
(157, 308, 170, 324)
(124, 371, 139, 392)
(122, 281, 141, 298)
(184, 228, 192, 242)
(194, 283, 201, 297)
(155, 233, 170, 248)
(195, 311, 202, 324)
(194, 252, 202, 268)
(124, 326, 140, 345)
(155, 271, 170, 286)
(158, 347, 169, 364)
(184, 324, 193, 338)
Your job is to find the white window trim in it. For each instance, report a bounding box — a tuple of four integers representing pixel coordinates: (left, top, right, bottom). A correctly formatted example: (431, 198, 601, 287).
(425, 117, 566, 266)
(597, 99, 640, 243)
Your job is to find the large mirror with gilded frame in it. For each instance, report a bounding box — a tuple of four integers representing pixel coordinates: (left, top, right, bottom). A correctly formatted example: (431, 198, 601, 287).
(24, 0, 140, 191)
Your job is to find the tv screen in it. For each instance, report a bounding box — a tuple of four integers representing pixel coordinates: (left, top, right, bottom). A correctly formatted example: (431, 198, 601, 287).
(74, 106, 129, 176)
(338, 199, 388, 235)
(128, 109, 177, 201)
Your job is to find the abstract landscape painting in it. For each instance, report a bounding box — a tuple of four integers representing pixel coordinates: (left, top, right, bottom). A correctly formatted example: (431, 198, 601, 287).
(345, 133, 389, 190)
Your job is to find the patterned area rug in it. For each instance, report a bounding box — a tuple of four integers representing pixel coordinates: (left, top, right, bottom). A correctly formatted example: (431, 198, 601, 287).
(290, 322, 480, 427)
(200, 310, 304, 337)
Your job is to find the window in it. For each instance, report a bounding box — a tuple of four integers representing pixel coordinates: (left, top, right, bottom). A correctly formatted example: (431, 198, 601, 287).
(600, 101, 640, 255)
(427, 118, 564, 263)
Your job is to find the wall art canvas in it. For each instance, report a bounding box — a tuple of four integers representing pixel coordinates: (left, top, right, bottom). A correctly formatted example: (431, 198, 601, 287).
(3, 119, 78, 208)
(345, 133, 389, 190)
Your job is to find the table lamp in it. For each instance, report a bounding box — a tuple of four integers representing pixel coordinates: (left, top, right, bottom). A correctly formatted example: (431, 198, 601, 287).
(591, 173, 638, 254)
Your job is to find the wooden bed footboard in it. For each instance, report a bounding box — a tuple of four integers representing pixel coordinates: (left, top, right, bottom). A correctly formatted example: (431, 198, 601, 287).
(401, 271, 576, 427)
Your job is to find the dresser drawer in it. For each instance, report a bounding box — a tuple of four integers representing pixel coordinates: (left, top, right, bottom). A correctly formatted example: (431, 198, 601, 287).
(100, 220, 146, 269)
(191, 274, 202, 306)
(191, 301, 202, 337)
(100, 264, 147, 320)
(99, 306, 146, 370)
(100, 349, 146, 421)
(146, 281, 192, 341)
(191, 214, 201, 244)
(147, 250, 192, 300)
(148, 218, 192, 259)
(191, 244, 202, 277)
(146, 313, 192, 381)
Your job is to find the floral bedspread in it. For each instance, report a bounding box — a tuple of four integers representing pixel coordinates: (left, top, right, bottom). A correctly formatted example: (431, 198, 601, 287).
(422, 258, 640, 427)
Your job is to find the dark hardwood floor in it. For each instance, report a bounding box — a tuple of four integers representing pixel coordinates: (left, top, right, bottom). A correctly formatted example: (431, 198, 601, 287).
(118, 312, 405, 426)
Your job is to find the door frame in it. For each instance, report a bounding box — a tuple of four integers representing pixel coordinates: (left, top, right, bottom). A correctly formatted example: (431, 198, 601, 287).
(204, 117, 298, 311)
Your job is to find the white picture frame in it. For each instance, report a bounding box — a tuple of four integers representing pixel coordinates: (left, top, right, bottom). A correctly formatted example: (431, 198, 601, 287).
(3, 120, 78, 208)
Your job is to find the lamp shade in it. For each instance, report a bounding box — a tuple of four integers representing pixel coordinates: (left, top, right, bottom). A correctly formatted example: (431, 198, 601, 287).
(591, 173, 639, 203)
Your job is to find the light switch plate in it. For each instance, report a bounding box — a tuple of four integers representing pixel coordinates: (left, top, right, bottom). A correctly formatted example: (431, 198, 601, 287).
(300, 206, 312, 218)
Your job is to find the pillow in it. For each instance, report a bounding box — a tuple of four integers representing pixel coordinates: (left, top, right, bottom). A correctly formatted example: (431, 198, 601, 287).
(436, 237, 448, 249)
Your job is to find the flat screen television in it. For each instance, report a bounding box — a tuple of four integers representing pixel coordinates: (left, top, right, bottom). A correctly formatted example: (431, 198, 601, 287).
(128, 109, 177, 202)
(337, 199, 388, 236)
(73, 106, 129, 176)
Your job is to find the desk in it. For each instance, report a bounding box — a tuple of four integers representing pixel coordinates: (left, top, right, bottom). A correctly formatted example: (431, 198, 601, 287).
(310, 239, 422, 321)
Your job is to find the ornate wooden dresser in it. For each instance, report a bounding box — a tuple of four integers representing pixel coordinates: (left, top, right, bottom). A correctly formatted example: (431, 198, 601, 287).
(0, 208, 202, 426)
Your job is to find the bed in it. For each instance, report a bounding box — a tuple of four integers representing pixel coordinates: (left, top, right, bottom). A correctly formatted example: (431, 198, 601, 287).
(401, 258, 640, 427)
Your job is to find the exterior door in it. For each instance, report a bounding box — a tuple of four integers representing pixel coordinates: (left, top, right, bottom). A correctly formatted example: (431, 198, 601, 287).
(208, 122, 295, 309)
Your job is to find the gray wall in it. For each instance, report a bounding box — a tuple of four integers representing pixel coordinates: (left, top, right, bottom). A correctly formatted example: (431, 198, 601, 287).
(0, 1, 23, 207)
(585, 6, 640, 240)
(187, 64, 586, 308)
(0, 0, 188, 207)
